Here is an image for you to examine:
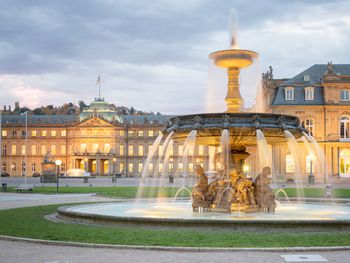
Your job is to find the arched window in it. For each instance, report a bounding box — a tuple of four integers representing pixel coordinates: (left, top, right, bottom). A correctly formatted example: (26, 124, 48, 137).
(340, 116, 350, 140)
(80, 143, 87, 152)
(104, 143, 111, 153)
(303, 118, 314, 136)
(128, 145, 134, 156)
(2, 144, 7, 155)
(138, 145, 144, 156)
(285, 154, 295, 173)
(92, 143, 99, 153)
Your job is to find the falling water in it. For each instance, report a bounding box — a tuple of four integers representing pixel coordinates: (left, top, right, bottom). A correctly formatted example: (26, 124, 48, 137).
(157, 140, 174, 201)
(181, 130, 197, 177)
(284, 130, 303, 199)
(229, 8, 239, 49)
(136, 133, 163, 200)
(154, 132, 174, 178)
(208, 146, 216, 171)
(220, 129, 230, 178)
(301, 136, 318, 181)
(256, 129, 271, 172)
(303, 132, 328, 183)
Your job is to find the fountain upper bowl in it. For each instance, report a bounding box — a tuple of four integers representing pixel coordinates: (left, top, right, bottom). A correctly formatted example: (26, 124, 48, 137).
(209, 49, 259, 68)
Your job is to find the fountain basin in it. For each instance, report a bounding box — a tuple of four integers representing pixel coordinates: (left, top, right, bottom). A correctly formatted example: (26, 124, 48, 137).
(165, 113, 305, 147)
(209, 49, 258, 68)
(57, 201, 350, 231)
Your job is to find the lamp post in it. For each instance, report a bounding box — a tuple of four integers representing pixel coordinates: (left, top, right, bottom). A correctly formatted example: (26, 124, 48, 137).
(55, 159, 62, 193)
(20, 111, 28, 184)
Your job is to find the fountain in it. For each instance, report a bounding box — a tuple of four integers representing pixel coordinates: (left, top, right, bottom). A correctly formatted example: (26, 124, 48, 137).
(56, 10, 350, 230)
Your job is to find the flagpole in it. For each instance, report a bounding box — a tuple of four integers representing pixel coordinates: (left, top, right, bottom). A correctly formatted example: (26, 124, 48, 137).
(99, 80, 101, 99)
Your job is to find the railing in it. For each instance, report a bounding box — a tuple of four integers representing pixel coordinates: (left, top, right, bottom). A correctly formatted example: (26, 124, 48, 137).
(327, 133, 350, 142)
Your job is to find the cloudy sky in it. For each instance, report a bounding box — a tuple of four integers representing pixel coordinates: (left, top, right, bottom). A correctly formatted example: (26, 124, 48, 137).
(0, 0, 349, 114)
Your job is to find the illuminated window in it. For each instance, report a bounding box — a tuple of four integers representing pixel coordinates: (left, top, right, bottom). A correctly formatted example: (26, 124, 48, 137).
(51, 130, 56, 136)
(285, 154, 295, 173)
(119, 162, 124, 173)
(148, 163, 153, 172)
(51, 144, 56, 155)
(168, 144, 174, 156)
(128, 162, 134, 173)
(61, 130, 66, 136)
(178, 145, 184, 156)
(104, 143, 111, 153)
(138, 130, 143, 137)
(42, 130, 47, 137)
(61, 145, 66, 155)
(339, 149, 350, 176)
(21, 144, 25, 155)
(198, 145, 204, 155)
(340, 90, 350, 101)
(119, 130, 125, 136)
(138, 145, 144, 156)
(119, 144, 124, 155)
(80, 143, 87, 152)
(158, 163, 163, 173)
(178, 162, 183, 172)
(41, 145, 47, 155)
(285, 87, 294, 100)
(128, 130, 134, 136)
(92, 143, 99, 153)
(128, 145, 134, 156)
(168, 162, 174, 173)
(148, 130, 154, 137)
(138, 162, 143, 172)
(303, 118, 314, 137)
(31, 130, 37, 137)
(2, 130, 7, 136)
(305, 87, 314, 100)
(188, 163, 194, 173)
(11, 162, 16, 172)
(306, 154, 315, 173)
(31, 144, 37, 155)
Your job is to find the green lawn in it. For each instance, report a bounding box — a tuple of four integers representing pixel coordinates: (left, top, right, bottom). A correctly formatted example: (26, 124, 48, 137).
(0, 204, 350, 247)
(7, 186, 350, 199)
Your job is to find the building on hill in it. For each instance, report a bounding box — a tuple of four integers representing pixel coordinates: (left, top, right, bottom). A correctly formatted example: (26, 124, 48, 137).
(0, 98, 209, 177)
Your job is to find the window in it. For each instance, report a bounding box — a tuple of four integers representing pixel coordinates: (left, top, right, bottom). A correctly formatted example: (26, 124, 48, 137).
(305, 87, 314, 100)
(168, 144, 174, 156)
(138, 162, 143, 172)
(198, 145, 204, 156)
(148, 163, 153, 172)
(128, 130, 134, 136)
(31, 163, 36, 172)
(138, 145, 144, 156)
(178, 145, 184, 156)
(119, 162, 124, 173)
(92, 143, 99, 153)
(104, 143, 110, 153)
(11, 162, 16, 172)
(22, 161, 26, 172)
(80, 143, 87, 152)
(31, 144, 37, 155)
(11, 144, 16, 155)
(61, 130, 66, 136)
(188, 163, 194, 173)
(128, 162, 133, 173)
(119, 130, 125, 137)
(189, 145, 194, 155)
(31, 130, 37, 137)
(61, 145, 66, 155)
(21, 144, 26, 155)
(41, 145, 47, 155)
(285, 154, 295, 173)
(2, 130, 7, 137)
(21, 130, 26, 137)
(128, 145, 134, 156)
(2, 162, 6, 172)
(12, 130, 17, 136)
(138, 130, 143, 137)
(303, 75, 310, 82)
(119, 144, 124, 155)
(285, 87, 294, 100)
(2, 145, 7, 155)
(340, 90, 350, 101)
(306, 154, 315, 174)
(339, 149, 350, 176)
(158, 163, 163, 173)
(303, 118, 314, 137)
(340, 116, 350, 140)
(42, 130, 47, 137)
(148, 130, 154, 137)
(61, 162, 66, 172)
(51, 144, 56, 155)
(178, 162, 183, 172)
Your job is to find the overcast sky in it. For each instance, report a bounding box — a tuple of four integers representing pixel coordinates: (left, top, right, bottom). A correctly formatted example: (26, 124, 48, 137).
(0, 0, 349, 114)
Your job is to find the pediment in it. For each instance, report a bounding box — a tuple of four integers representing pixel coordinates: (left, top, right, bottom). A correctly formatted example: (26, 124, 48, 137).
(76, 117, 116, 127)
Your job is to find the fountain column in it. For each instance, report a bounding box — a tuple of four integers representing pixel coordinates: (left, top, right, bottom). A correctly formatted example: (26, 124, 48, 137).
(226, 67, 243, 112)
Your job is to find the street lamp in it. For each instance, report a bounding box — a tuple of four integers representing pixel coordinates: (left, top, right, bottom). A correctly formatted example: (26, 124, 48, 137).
(55, 159, 62, 192)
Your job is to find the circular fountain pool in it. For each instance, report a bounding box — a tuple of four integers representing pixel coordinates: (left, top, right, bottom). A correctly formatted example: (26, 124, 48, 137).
(57, 201, 350, 231)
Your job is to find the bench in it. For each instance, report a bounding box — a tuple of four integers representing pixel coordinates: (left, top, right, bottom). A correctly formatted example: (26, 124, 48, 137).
(15, 184, 34, 193)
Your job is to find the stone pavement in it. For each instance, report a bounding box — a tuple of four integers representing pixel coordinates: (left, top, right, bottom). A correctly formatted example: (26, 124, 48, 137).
(0, 192, 349, 262)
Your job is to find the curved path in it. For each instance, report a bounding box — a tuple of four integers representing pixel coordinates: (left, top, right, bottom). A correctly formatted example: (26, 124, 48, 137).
(0, 192, 349, 263)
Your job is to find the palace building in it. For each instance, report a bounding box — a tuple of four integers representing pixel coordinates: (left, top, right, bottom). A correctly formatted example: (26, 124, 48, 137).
(259, 63, 350, 182)
(0, 98, 210, 177)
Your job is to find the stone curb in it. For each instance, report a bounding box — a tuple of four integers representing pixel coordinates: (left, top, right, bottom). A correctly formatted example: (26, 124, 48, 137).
(1, 235, 350, 252)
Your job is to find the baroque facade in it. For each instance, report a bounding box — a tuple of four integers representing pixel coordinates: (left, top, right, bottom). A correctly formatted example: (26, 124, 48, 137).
(0, 98, 210, 177)
(258, 63, 350, 182)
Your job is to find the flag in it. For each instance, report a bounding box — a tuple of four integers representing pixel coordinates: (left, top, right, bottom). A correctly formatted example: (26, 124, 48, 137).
(96, 75, 101, 86)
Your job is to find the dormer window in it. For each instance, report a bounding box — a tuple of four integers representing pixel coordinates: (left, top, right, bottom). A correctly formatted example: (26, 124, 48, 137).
(305, 87, 314, 100)
(285, 87, 294, 100)
(340, 90, 350, 101)
(303, 75, 310, 82)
